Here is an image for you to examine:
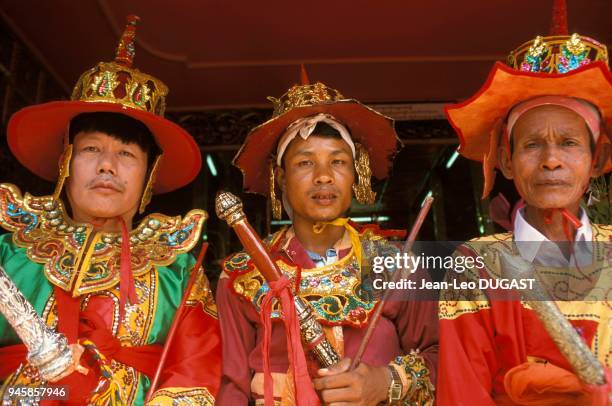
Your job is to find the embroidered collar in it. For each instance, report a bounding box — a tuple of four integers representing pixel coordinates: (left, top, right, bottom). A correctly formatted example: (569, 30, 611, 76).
(0, 183, 206, 296)
(223, 225, 391, 327)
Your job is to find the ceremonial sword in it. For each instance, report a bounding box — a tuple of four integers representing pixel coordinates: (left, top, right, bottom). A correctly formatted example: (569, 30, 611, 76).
(498, 249, 607, 386)
(0, 265, 74, 381)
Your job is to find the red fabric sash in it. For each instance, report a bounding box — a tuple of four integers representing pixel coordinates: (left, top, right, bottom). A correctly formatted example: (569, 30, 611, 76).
(0, 323, 162, 390)
(260, 276, 319, 406)
(0, 287, 162, 390)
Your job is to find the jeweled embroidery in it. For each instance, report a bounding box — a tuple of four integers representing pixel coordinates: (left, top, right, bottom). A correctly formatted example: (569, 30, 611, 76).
(509, 33, 607, 74)
(224, 230, 380, 327)
(0, 183, 206, 296)
(186, 267, 218, 318)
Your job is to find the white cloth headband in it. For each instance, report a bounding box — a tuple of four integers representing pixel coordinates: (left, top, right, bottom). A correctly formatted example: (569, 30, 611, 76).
(275, 113, 355, 166)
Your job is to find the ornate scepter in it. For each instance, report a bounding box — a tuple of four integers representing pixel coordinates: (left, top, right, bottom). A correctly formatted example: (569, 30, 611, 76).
(215, 191, 340, 368)
(0, 265, 73, 381)
(498, 250, 606, 386)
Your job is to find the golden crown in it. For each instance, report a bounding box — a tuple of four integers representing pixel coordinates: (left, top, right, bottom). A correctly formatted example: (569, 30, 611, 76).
(70, 15, 168, 116)
(267, 66, 345, 117)
(507, 33, 608, 74)
(268, 82, 345, 117)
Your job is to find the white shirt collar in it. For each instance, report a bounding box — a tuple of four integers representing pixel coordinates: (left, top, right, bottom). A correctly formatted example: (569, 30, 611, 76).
(514, 207, 592, 265)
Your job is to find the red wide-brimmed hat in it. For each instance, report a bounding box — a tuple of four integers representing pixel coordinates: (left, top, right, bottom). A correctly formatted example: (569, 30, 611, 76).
(234, 66, 401, 195)
(7, 15, 201, 194)
(445, 0, 611, 197)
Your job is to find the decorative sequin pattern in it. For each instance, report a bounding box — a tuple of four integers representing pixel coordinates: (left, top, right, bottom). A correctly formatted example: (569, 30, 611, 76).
(508, 33, 608, 74)
(392, 349, 435, 405)
(223, 231, 379, 327)
(148, 387, 215, 405)
(0, 183, 206, 296)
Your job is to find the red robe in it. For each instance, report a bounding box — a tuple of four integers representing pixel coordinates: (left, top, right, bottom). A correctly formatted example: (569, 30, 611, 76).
(216, 225, 438, 404)
(438, 225, 611, 405)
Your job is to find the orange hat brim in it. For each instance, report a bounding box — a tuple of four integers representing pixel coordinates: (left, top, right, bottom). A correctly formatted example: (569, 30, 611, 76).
(7, 101, 202, 194)
(445, 61, 612, 172)
(233, 100, 401, 195)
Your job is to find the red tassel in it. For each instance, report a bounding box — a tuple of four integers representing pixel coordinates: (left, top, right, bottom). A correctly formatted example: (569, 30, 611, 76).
(559, 208, 593, 283)
(145, 243, 209, 402)
(119, 218, 138, 319)
(261, 276, 319, 406)
(549, 0, 569, 36)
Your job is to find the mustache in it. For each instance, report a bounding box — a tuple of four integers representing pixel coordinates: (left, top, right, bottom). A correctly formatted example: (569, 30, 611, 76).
(86, 174, 125, 192)
(307, 185, 341, 195)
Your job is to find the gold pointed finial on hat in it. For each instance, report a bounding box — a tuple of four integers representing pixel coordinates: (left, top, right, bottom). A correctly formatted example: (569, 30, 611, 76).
(115, 15, 140, 67)
(549, 0, 568, 36)
(300, 64, 310, 85)
(71, 14, 168, 115)
(267, 64, 344, 117)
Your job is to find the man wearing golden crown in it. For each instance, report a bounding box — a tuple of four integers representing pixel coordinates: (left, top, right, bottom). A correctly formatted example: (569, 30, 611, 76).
(438, 1, 611, 404)
(215, 67, 438, 405)
(0, 16, 221, 405)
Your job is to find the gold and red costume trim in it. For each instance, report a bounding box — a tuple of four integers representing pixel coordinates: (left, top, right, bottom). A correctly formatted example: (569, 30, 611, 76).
(148, 387, 215, 405)
(437, 224, 611, 404)
(389, 349, 435, 405)
(222, 226, 395, 328)
(0, 183, 221, 404)
(0, 183, 206, 296)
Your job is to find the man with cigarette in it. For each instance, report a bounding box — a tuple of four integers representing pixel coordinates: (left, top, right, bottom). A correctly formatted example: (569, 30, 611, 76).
(438, 4, 611, 404)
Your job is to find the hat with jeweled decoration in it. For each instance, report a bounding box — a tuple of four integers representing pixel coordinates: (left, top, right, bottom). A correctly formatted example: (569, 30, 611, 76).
(234, 65, 401, 196)
(445, 0, 611, 197)
(7, 15, 201, 195)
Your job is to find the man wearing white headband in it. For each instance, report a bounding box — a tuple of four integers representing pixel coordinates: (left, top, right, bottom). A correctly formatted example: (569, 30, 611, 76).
(275, 113, 356, 219)
(439, 4, 611, 405)
(216, 70, 438, 405)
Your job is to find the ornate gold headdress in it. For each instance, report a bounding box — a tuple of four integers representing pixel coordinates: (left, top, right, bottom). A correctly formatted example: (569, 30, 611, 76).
(56, 15, 165, 213)
(267, 66, 346, 118)
(71, 15, 168, 115)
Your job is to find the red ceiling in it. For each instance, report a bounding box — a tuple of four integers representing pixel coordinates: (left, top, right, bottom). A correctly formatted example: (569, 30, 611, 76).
(1, 0, 610, 111)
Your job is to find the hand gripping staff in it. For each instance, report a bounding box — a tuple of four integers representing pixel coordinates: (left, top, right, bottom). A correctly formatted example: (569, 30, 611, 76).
(215, 191, 333, 406)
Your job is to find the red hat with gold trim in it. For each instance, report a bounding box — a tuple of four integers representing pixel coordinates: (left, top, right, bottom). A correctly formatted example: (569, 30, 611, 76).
(7, 15, 201, 210)
(233, 65, 401, 217)
(445, 0, 611, 198)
